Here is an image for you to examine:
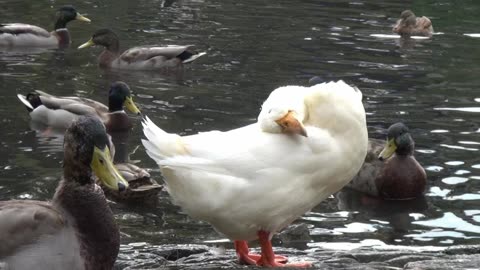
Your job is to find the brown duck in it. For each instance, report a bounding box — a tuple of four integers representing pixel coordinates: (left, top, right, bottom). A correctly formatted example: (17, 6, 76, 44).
(347, 122, 427, 200)
(393, 10, 433, 37)
(0, 116, 129, 269)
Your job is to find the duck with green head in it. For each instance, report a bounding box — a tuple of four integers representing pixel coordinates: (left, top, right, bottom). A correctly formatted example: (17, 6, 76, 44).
(0, 116, 129, 269)
(78, 28, 206, 70)
(0, 5, 91, 48)
(347, 122, 427, 200)
(393, 10, 433, 37)
(17, 81, 141, 133)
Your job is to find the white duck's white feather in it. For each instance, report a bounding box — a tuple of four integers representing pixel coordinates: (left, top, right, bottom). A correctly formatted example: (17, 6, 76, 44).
(142, 80, 368, 241)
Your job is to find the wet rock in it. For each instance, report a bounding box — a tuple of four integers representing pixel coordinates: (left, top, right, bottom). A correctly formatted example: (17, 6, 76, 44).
(277, 223, 312, 243)
(114, 242, 480, 270)
(150, 244, 210, 261)
(386, 255, 439, 267)
(443, 244, 480, 255)
(404, 254, 480, 270)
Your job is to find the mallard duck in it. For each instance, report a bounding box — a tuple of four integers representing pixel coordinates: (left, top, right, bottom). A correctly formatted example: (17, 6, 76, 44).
(78, 28, 206, 70)
(142, 80, 368, 267)
(393, 10, 433, 37)
(99, 132, 162, 202)
(0, 116, 129, 269)
(0, 5, 90, 48)
(17, 81, 141, 133)
(346, 122, 427, 200)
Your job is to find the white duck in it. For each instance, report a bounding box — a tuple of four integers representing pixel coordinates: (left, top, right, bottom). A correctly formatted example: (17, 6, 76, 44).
(142, 80, 368, 267)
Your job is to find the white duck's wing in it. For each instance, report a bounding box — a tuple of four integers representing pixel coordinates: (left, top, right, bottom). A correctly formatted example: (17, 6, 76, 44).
(143, 118, 326, 175)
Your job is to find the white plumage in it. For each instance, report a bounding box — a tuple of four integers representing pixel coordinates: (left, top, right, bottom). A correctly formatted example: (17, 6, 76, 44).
(142, 80, 368, 265)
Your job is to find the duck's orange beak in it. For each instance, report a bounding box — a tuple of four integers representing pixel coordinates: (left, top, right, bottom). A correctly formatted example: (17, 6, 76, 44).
(275, 111, 307, 137)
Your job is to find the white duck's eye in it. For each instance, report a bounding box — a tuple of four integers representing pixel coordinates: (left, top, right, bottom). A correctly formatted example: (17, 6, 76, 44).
(268, 109, 273, 113)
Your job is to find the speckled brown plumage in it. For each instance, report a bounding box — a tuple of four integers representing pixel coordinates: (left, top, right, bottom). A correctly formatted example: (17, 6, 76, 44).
(393, 10, 433, 37)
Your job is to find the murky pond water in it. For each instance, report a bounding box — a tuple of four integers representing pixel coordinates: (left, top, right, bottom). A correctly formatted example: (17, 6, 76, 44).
(2, 0, 480, 267)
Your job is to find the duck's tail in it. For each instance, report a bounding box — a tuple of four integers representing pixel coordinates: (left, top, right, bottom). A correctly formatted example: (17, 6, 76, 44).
(180, 51, 206, 64)
(141, 116, 188, 163)
(17, 92, 42, 112)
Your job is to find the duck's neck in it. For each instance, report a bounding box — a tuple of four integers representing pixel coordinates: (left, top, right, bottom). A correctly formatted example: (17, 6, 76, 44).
(52, 177, 119, 269)
(99, 49, 119, 68)
(53, 28, 71, 46)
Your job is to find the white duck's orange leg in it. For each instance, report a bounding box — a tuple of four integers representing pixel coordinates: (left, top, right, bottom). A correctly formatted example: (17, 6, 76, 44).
(256, 230, 312, 268)
(234, 240, 287, 265)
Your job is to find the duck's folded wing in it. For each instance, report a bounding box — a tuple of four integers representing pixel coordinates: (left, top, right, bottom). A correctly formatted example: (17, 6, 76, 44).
(120, 45, 194, 63)
(0, 201, 65, 258)
(35, 91, 109, 113)
(143, 118, 332, 178)
(417, 17, 432, 29)
(0, 23, 50, 37)
(37, 94, 98, 115)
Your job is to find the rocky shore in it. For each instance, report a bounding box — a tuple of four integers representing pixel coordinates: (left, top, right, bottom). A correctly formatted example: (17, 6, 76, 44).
(115, 243, 480, 269)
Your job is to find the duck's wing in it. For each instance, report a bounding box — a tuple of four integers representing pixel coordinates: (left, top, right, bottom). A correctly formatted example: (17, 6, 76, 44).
(417, 16, 432, 30)
(115, 163, 151, 182)
(120, 45, 192, 62)
(0, 201, 65, 258)
(142, 117, 332, 178)
(0, 23, 50, 38)
(36, 91, 99, 116)
(346, 138, 384, 196)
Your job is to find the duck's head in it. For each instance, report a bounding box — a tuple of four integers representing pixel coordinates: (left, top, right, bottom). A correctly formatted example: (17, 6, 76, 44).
(78, 29, 119, 51)
(393, 10, 417, 34)
(258, 86, 308, 137)
(108, 81, 142, 115)
(379, 122, 415, 160)
(63, 116, 129, 191)
(54, 5, 90, 29)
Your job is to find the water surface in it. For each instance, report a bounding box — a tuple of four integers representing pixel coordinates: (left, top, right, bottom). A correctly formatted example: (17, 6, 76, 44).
(2, 0, 480, 267)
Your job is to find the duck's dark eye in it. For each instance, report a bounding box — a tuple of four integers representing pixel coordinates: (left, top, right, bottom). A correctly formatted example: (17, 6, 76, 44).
(268, 109, 272, 114)
(99, 159, 104, 165)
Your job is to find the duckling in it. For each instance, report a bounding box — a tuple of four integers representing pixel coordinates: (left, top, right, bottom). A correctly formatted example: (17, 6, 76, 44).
(17, 81, 141, 133)
(0, 5, 90, 48)
(78, 28, 206, 70)
(347, 122, 427, 200)
(393, 10, 433, 37)
(0, 116, 129, 269)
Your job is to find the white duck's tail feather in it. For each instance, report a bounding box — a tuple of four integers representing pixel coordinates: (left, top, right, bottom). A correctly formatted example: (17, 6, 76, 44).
(141, 116, 189, 162)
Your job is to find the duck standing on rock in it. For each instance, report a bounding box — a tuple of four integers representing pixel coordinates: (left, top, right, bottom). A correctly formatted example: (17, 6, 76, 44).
(393, 10, 433, 37)
(0, 116, 128, 269)
(142, 81, 368, 267)
(78, 28, 206, 71)
(0, 5, 91, 48)
(347, 122, 427, 200)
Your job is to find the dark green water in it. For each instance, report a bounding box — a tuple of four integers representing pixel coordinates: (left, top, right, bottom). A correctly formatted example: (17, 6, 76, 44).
(1, 0, 480, 267)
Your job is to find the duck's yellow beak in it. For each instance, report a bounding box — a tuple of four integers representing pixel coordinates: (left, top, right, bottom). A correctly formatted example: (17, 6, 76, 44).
(78, 38, 94, 49)
(379, 138, 397, 161)
(124, 97, 141, 115)
(91, 146, 129, 191)
(275, 110, 307, 137)
(75, 13, 91, 23)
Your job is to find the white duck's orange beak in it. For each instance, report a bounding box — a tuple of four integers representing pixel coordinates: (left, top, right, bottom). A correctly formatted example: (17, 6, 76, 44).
(275, 111, 307, 137)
